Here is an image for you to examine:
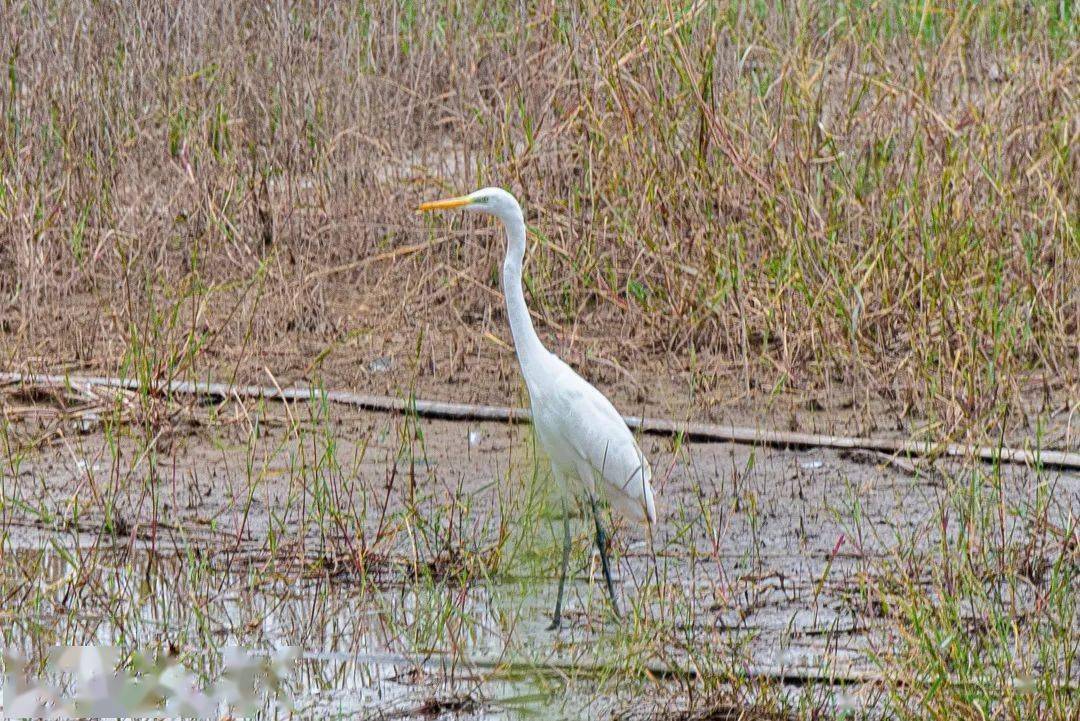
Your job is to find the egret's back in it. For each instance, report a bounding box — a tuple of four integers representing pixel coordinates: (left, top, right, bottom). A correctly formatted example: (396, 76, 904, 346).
(528, 355, 657, 525)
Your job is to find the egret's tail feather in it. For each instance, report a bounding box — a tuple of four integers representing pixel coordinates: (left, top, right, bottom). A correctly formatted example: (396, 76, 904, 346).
(608, 469, 657, 526)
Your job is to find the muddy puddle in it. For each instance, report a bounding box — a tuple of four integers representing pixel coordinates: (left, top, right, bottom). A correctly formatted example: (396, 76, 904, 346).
(2, 394, 1077, 718)
(1, 547, 620, 719)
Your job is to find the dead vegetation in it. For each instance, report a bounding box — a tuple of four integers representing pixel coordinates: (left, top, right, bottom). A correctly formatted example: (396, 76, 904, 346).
(0, 1, 1076, 444)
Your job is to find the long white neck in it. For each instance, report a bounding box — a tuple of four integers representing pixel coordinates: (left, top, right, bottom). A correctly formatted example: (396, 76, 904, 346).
(499, 211, 548, 378)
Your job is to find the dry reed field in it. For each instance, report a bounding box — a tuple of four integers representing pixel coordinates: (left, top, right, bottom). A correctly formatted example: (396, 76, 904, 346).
(0, 1, 1077, 719)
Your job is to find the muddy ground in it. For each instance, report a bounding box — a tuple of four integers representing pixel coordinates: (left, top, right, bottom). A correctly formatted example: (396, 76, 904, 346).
(2, 382, 1076, 717)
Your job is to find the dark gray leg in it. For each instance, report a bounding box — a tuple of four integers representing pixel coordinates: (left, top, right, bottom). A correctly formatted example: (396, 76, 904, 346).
(547, 501, 572, 630)
(589, 495, 621, 618)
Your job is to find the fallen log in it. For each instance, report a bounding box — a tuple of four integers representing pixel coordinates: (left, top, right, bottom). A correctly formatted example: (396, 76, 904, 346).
(1, 372, 1077, 470)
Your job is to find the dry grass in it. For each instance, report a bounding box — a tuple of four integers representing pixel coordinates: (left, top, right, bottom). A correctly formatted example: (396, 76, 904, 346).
(0, 0, 1075, 443)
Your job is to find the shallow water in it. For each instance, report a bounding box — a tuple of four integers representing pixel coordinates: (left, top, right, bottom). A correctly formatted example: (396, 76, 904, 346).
(5, 400, 1074, 718)
(0, 547, 608, 719)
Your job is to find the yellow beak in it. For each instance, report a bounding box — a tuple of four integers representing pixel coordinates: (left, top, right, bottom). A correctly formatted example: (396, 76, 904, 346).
(418, 195, 472, 212)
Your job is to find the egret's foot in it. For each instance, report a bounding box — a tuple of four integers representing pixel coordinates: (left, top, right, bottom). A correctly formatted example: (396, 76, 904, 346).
(546, 615, 563, 631)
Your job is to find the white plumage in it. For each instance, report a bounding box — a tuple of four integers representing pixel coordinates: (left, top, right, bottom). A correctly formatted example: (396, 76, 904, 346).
(529, 356, 656, 525)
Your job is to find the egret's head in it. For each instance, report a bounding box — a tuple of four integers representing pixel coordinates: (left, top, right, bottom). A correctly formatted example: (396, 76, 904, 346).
(418, 187, 522, 224)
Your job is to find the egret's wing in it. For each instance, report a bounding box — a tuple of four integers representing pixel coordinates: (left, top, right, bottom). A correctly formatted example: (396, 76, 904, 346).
(546, 369, 656, 523)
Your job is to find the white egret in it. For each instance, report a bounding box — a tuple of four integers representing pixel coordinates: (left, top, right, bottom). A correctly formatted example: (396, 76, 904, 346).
(419, 188, 656, 628)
